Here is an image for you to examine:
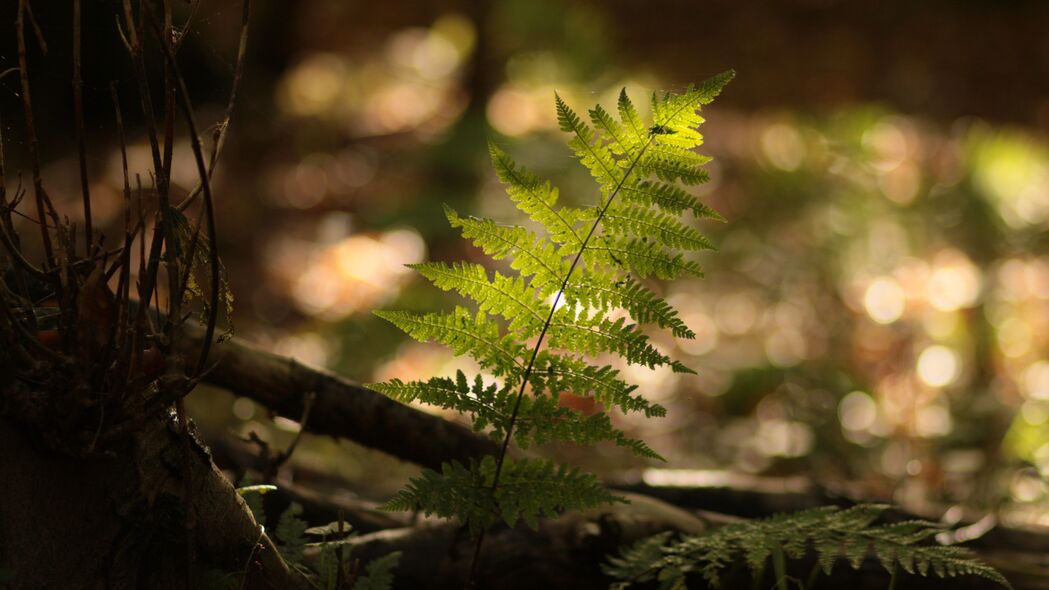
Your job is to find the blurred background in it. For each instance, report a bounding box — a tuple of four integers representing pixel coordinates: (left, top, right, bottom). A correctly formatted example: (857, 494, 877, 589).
(4, 0, 1049, 527)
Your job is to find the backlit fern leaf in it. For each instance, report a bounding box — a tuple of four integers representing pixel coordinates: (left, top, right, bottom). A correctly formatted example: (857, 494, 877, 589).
(445, 206, 568, 296)
(372, 75, 732, 538)
(636, 151, 710, 185)
(374, 309, 525, 379)
(556, 93, 622, 197)
(547, 310, 683, 371)
(371, 371, 511, 432)
(411, 262, 546, 336)
(565, 273, 694, 338)
(489, 143, 587, 245)
(619, 179, 724, 221)
(603, 203, 715, 251)
(530, 352, 662, 417)
(605, 504, 1012, 589)
(585, 235, 706, 280)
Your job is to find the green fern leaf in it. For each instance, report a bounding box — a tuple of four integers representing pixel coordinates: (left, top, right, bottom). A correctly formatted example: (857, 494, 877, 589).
(380, 457, 621, 535)
(547, 310, 678, 370)
(374, 308, 525, 378)
(589, 102, 638, 159)
(512, 395, 661, 458)
(489, 143, 587, 245)
(565, 274, 694, 338)
(585, 235, 705, 280)
(605, 503, 1012, 589)
(556, 92, 623, 196)
(411, 262, 546, 336)
(619, 179, 724, 221)
(531, 352, 663, 416)
(354, 552, 402, 590)
(650, 71, 734, 146)
(375, 78, 733, 546)
(275, 502, 308, 564)
(370, 371, 512, 433)
(603, 203, 715, 251)
(446, 205, 568, 295)
(635, 151, 710, 186)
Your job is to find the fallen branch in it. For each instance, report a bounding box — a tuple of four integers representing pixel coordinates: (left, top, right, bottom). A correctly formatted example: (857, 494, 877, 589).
(345, 492, 706, 590)
(180, 323, 501, 471)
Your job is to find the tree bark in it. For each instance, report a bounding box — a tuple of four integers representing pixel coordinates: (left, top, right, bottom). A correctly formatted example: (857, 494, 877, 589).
(0, 410, 303, 589)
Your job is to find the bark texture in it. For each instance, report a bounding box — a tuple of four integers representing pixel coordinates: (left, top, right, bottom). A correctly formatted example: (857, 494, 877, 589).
(0, 411, 302, 590)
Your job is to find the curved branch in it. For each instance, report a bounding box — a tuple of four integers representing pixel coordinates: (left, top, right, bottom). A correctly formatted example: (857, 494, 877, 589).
(179, 323, 501, 471)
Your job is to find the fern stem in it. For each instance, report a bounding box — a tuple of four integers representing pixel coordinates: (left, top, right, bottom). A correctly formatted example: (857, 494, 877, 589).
(465, 91, 711, 587)
(887, 566, 898, 590)
(803, 563, 820, 590)
(465, 134, 655, 590)
(772, 546, 788, 590)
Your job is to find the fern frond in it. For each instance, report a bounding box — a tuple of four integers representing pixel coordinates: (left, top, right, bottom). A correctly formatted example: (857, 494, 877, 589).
(370, 371, 512, 433)
(489, 143, 587, 245)
(603, 203, 715, 251)
(635, 151, 710, 186)
(604, 504, 1012, 589)
(275, 502, 308, 564)
(586, 235, 705, 280)
(375, 78, 732, 547)
(616, 89, 647, 145)
(589, 102, 638, 159)
(511, 395, 661, 458)
(354, 552, 402, 590)
(565, 273, 694, 338)
(556, 92, 622, 196)
(411, 262, 546, 336)
(531, 352, 663, 416)
(619, 179, 724, 221)
(547, 310, 686, 371)
(492, 457, 625, 529)
(374, 308, 525, 378)
(649, 71, 734, 147)
(446, 205, 568, 295)
(380, 457, 621, 535)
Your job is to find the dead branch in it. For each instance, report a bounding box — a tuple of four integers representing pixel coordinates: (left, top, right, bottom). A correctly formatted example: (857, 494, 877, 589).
(179, 323, 501, 471)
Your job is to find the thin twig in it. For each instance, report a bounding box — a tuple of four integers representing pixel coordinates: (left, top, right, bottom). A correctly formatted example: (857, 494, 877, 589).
(173, 0, 203, 51)
(177, 0, 251, 213)
(16, 0, 56, 269)
(0, 111, 35, 331)
(266, 391, 316, 479)
(143, 0, 243, 378)
(0, 221, 47, 279)
(23, 0, 48, 55)
(72, 0, 93, 254)
(120, 0, 179, 338)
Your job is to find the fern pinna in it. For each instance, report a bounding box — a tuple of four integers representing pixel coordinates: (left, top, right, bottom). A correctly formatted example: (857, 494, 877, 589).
(371, 72, 733, 541)
(604, 504, 1011, 589)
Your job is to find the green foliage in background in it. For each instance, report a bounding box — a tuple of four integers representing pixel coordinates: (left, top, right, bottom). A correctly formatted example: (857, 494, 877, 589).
(232, 486, 400, 590)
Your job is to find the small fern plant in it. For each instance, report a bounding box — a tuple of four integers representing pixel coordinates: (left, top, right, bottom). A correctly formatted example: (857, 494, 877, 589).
(604, 504, 1011, 589)
(369, 71, 734, 544)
